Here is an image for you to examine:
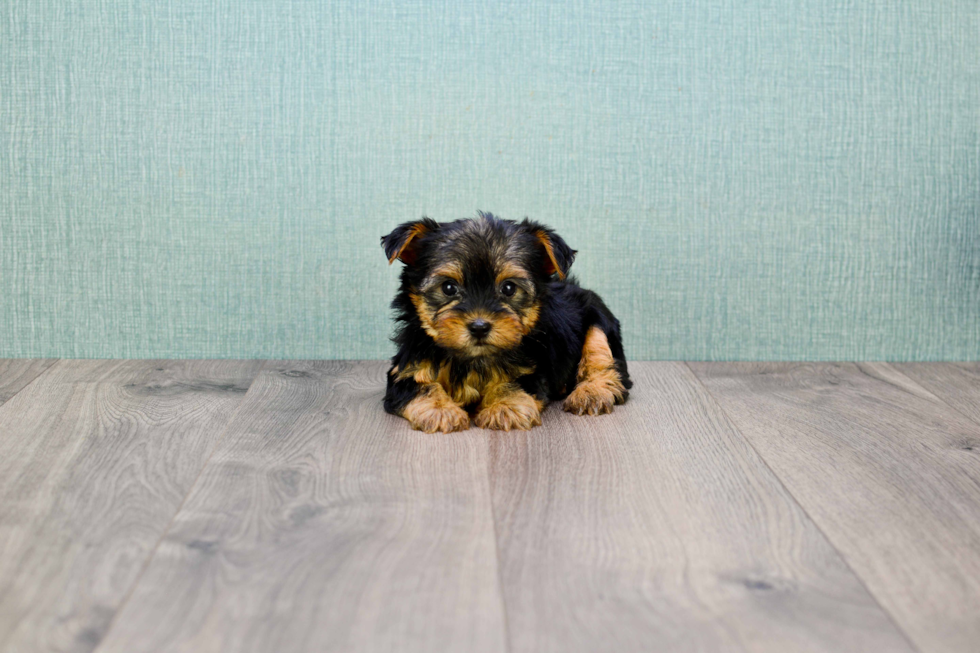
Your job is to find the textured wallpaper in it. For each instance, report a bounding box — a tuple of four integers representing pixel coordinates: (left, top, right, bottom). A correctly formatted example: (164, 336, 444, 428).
(1, 1, 978, 360)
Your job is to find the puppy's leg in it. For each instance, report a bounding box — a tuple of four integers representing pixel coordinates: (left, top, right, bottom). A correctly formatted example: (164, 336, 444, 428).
(475, 381, 544, 431)
(563, 326, 628, 416)
(385, 362, 469, 433)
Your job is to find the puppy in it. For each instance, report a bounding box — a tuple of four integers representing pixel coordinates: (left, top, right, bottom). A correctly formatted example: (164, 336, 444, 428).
(382, 212, 631, 432)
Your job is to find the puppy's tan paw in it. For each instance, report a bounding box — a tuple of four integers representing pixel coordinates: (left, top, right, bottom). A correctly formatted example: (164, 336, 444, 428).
(562, 380, 617, 416)
(409, 404, 470, 433)
(475, 394, 542, 431)
(403, 393, 470, 433)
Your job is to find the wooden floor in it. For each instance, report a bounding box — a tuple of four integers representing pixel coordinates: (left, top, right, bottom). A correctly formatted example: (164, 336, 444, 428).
(1, 361, 978, 653)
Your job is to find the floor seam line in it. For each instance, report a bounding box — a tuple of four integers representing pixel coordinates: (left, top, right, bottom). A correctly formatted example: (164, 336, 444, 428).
(91, 359, 270, 652)
(485, 432, 514, 653)
(880, 362, 980, 431)
(681, 361, 926, 653)
(0, 359, 61, 408)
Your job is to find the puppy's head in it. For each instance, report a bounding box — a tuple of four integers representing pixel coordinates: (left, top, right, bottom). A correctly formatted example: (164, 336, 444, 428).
(382, 212, 575, 358)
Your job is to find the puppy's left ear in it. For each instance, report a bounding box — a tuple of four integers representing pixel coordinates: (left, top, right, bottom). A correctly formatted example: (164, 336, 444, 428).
(381, 218, 439, 265)
(523, 219, 576, 279)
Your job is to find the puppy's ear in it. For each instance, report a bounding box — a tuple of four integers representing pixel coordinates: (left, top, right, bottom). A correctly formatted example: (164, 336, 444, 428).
(522, 219, 576, 279)
(381, 218, 439, 265)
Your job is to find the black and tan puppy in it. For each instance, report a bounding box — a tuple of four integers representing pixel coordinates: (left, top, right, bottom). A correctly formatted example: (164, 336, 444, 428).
(382, 212, 631, 432)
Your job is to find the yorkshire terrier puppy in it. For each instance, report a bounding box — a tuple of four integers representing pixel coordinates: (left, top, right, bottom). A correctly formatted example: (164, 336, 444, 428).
(382, 212, 631, 432)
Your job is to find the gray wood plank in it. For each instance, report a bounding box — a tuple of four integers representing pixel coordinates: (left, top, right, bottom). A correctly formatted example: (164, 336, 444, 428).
(0, 359, 264, 653)
(893, 362, 980, 427)
(0, 358, 58, 404)
(690, 362, 980, 653)
(489, 362, 914, 653)
(96, 361, 506, 653)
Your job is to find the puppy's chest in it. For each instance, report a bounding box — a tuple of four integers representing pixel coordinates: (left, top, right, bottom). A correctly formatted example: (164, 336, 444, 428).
(400, 359, 534, 406)
(444, 360, 535, 405)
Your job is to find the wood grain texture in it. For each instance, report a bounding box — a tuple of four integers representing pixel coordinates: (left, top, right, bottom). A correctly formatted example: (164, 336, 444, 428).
(690, 362, 980, 653)
(489, 362, 914, 653)
(0, 358, 57, 404)
(0, 359, 263, 653)
(893, 363, 980, 427)
(96, 361, 506, 653)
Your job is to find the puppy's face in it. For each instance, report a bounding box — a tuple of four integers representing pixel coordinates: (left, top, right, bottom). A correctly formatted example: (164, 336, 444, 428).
(383, 213, 575, 359)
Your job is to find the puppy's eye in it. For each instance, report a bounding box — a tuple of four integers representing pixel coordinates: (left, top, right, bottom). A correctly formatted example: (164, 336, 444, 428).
(500, 281, 517, 297)
(441, 281, 459, 296)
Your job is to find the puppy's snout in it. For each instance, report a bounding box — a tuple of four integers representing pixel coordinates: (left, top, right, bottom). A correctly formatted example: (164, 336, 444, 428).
(467, 319, 492, 340)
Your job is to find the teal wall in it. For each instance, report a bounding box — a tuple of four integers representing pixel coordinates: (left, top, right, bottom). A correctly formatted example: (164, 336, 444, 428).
(2, 1, 978, 360)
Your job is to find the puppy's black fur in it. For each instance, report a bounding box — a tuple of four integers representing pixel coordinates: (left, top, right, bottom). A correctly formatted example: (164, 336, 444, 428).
(382, 212, 630, 431)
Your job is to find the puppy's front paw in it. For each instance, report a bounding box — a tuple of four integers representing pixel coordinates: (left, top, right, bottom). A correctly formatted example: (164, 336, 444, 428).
(404, 395, 470, 433)
(563, 380, 617, 416)
(475, 393, 543, 431)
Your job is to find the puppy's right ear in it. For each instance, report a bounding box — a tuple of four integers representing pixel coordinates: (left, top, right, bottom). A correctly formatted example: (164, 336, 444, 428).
(381, 218, 439, 265)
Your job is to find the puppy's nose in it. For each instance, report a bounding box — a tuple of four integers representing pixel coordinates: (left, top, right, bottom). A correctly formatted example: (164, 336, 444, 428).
(468, 318, 492, 339)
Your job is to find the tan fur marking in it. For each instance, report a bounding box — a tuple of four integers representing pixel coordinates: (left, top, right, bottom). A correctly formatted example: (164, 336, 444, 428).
(401, 384, 469, 433)
(401, 360, 535, 410)
(430, 262, 463, 283)
(575, 327, 616, 381)
(432, 311, 475, 350)
(482, 310, 526, 350)
(520, 302, 540, 333)
(496, 261, 531, 285)
(437, 365, 483, 406)
(563, 326, 626, 416)
(409, 292, 442, 341)
(395, 359, 438, 385)
(535, 230, 566, 280)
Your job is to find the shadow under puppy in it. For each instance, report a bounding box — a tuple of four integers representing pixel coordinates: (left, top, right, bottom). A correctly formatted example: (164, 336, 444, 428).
(382, 212, 631, 432)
